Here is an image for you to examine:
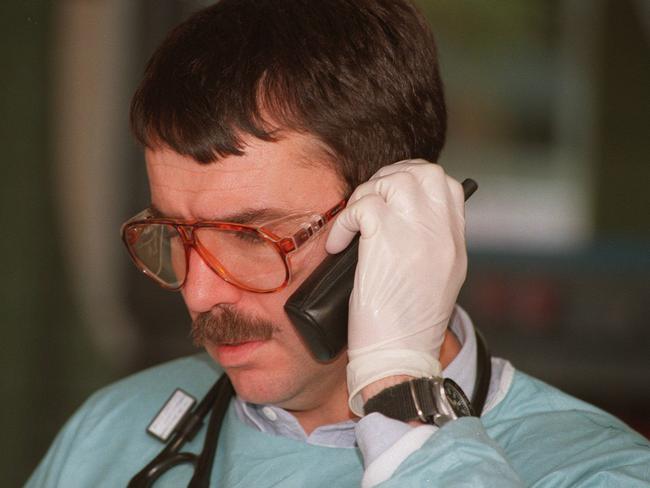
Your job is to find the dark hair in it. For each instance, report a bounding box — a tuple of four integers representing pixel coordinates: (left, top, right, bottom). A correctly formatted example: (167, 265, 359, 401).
(130, 0, 446, 194)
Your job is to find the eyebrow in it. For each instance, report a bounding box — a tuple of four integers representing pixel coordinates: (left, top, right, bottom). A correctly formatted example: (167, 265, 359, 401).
(148, 205, 295, 224)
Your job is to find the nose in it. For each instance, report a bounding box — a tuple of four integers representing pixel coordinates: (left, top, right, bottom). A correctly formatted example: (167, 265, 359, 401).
(181, 247, 244, 314)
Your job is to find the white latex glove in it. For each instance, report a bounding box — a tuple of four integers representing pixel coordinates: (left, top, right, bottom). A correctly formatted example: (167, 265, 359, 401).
(325, 160, 468, 416)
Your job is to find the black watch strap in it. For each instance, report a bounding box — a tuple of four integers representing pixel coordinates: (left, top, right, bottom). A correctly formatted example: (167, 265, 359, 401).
(364, 377, 439, 422)
(363, 326, 492, 423)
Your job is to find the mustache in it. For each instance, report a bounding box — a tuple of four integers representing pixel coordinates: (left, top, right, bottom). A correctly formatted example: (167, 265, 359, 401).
(191, 305, 280, 347)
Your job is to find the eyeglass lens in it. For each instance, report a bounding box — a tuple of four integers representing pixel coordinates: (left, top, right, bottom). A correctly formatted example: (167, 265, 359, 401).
(126, 224, 288, 291)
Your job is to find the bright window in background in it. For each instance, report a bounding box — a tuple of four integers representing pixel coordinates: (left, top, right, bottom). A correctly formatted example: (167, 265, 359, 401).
(416, 1, 599, 251)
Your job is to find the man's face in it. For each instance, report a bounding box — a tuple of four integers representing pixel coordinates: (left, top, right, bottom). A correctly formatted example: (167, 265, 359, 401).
(145, 133, 351, 414)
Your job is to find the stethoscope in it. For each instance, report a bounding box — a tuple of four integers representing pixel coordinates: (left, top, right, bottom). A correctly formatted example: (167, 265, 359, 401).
(128, 374, 234, 488)
(128, 328, 491, 487)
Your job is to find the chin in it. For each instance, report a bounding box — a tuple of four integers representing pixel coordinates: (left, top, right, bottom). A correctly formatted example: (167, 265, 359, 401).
(224, 366, 299, 406)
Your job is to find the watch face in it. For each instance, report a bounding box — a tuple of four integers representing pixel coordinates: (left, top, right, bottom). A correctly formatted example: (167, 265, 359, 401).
(443, 378, 475, 417)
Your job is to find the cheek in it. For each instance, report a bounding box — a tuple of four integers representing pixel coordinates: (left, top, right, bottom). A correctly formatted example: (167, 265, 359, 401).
(247, 236, 332, 347)
(287, 234, 331, 285)
(265, 236, 331, 329)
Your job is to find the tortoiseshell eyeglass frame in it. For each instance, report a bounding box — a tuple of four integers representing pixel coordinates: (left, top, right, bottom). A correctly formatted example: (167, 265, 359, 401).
(120, 200, 347, 293)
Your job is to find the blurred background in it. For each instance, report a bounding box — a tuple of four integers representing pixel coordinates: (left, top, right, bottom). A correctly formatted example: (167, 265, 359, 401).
(2, 0, 649, 485)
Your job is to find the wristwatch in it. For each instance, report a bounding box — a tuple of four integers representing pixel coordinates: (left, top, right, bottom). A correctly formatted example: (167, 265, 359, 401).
(363, 377, 475, 427)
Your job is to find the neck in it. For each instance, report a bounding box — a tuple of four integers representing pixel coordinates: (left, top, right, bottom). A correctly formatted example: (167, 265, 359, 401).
(291, 330, 461, 435)
(439, 328, 461, 369)
(289, 379, 356, 435)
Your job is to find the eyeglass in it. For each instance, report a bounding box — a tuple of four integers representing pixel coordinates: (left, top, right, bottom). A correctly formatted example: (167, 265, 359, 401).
(121, 200, 346, 293)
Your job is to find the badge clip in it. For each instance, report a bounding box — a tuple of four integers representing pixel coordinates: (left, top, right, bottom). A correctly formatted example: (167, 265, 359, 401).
(147, 388, 197, 443)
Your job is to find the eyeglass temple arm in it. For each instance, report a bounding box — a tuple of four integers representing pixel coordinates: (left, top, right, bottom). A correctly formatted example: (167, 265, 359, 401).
(286, 200, 346, 251)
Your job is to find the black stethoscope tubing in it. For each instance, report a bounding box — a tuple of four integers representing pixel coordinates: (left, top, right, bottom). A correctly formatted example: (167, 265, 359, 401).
(129, 328, 490, 487)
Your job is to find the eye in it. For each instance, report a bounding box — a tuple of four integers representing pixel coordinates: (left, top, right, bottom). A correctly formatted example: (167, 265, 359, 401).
(233, 229, 268, 245)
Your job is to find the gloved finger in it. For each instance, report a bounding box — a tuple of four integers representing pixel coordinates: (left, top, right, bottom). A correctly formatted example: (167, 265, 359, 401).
(371, 160, 453, 205)
(344, 170, 424, 215)
(325, 194, 389, 254)
(369, 158, 432, 181)
(369, 160, 454, 201)
(377, 161, 466, 218)
(446, 175, 466, 217)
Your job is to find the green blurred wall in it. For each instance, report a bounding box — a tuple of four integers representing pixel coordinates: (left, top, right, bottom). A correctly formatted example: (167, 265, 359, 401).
(1, 0, 647, 485)
(0, 2, 112, 485)
(594, 0, 650, 238)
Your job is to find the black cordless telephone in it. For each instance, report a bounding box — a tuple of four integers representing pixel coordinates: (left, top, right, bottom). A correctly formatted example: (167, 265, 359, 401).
(285, 178, 478, 362)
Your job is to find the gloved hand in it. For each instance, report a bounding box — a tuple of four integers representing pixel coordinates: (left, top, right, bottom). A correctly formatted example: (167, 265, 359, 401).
(325, 160, 468, 416)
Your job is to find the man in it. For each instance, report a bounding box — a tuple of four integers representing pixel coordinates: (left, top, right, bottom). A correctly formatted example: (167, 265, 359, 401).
(28, 1, 649, 487)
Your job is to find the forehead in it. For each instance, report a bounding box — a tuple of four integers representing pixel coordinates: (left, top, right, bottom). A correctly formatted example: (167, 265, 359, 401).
(145, 133, 346, 220)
